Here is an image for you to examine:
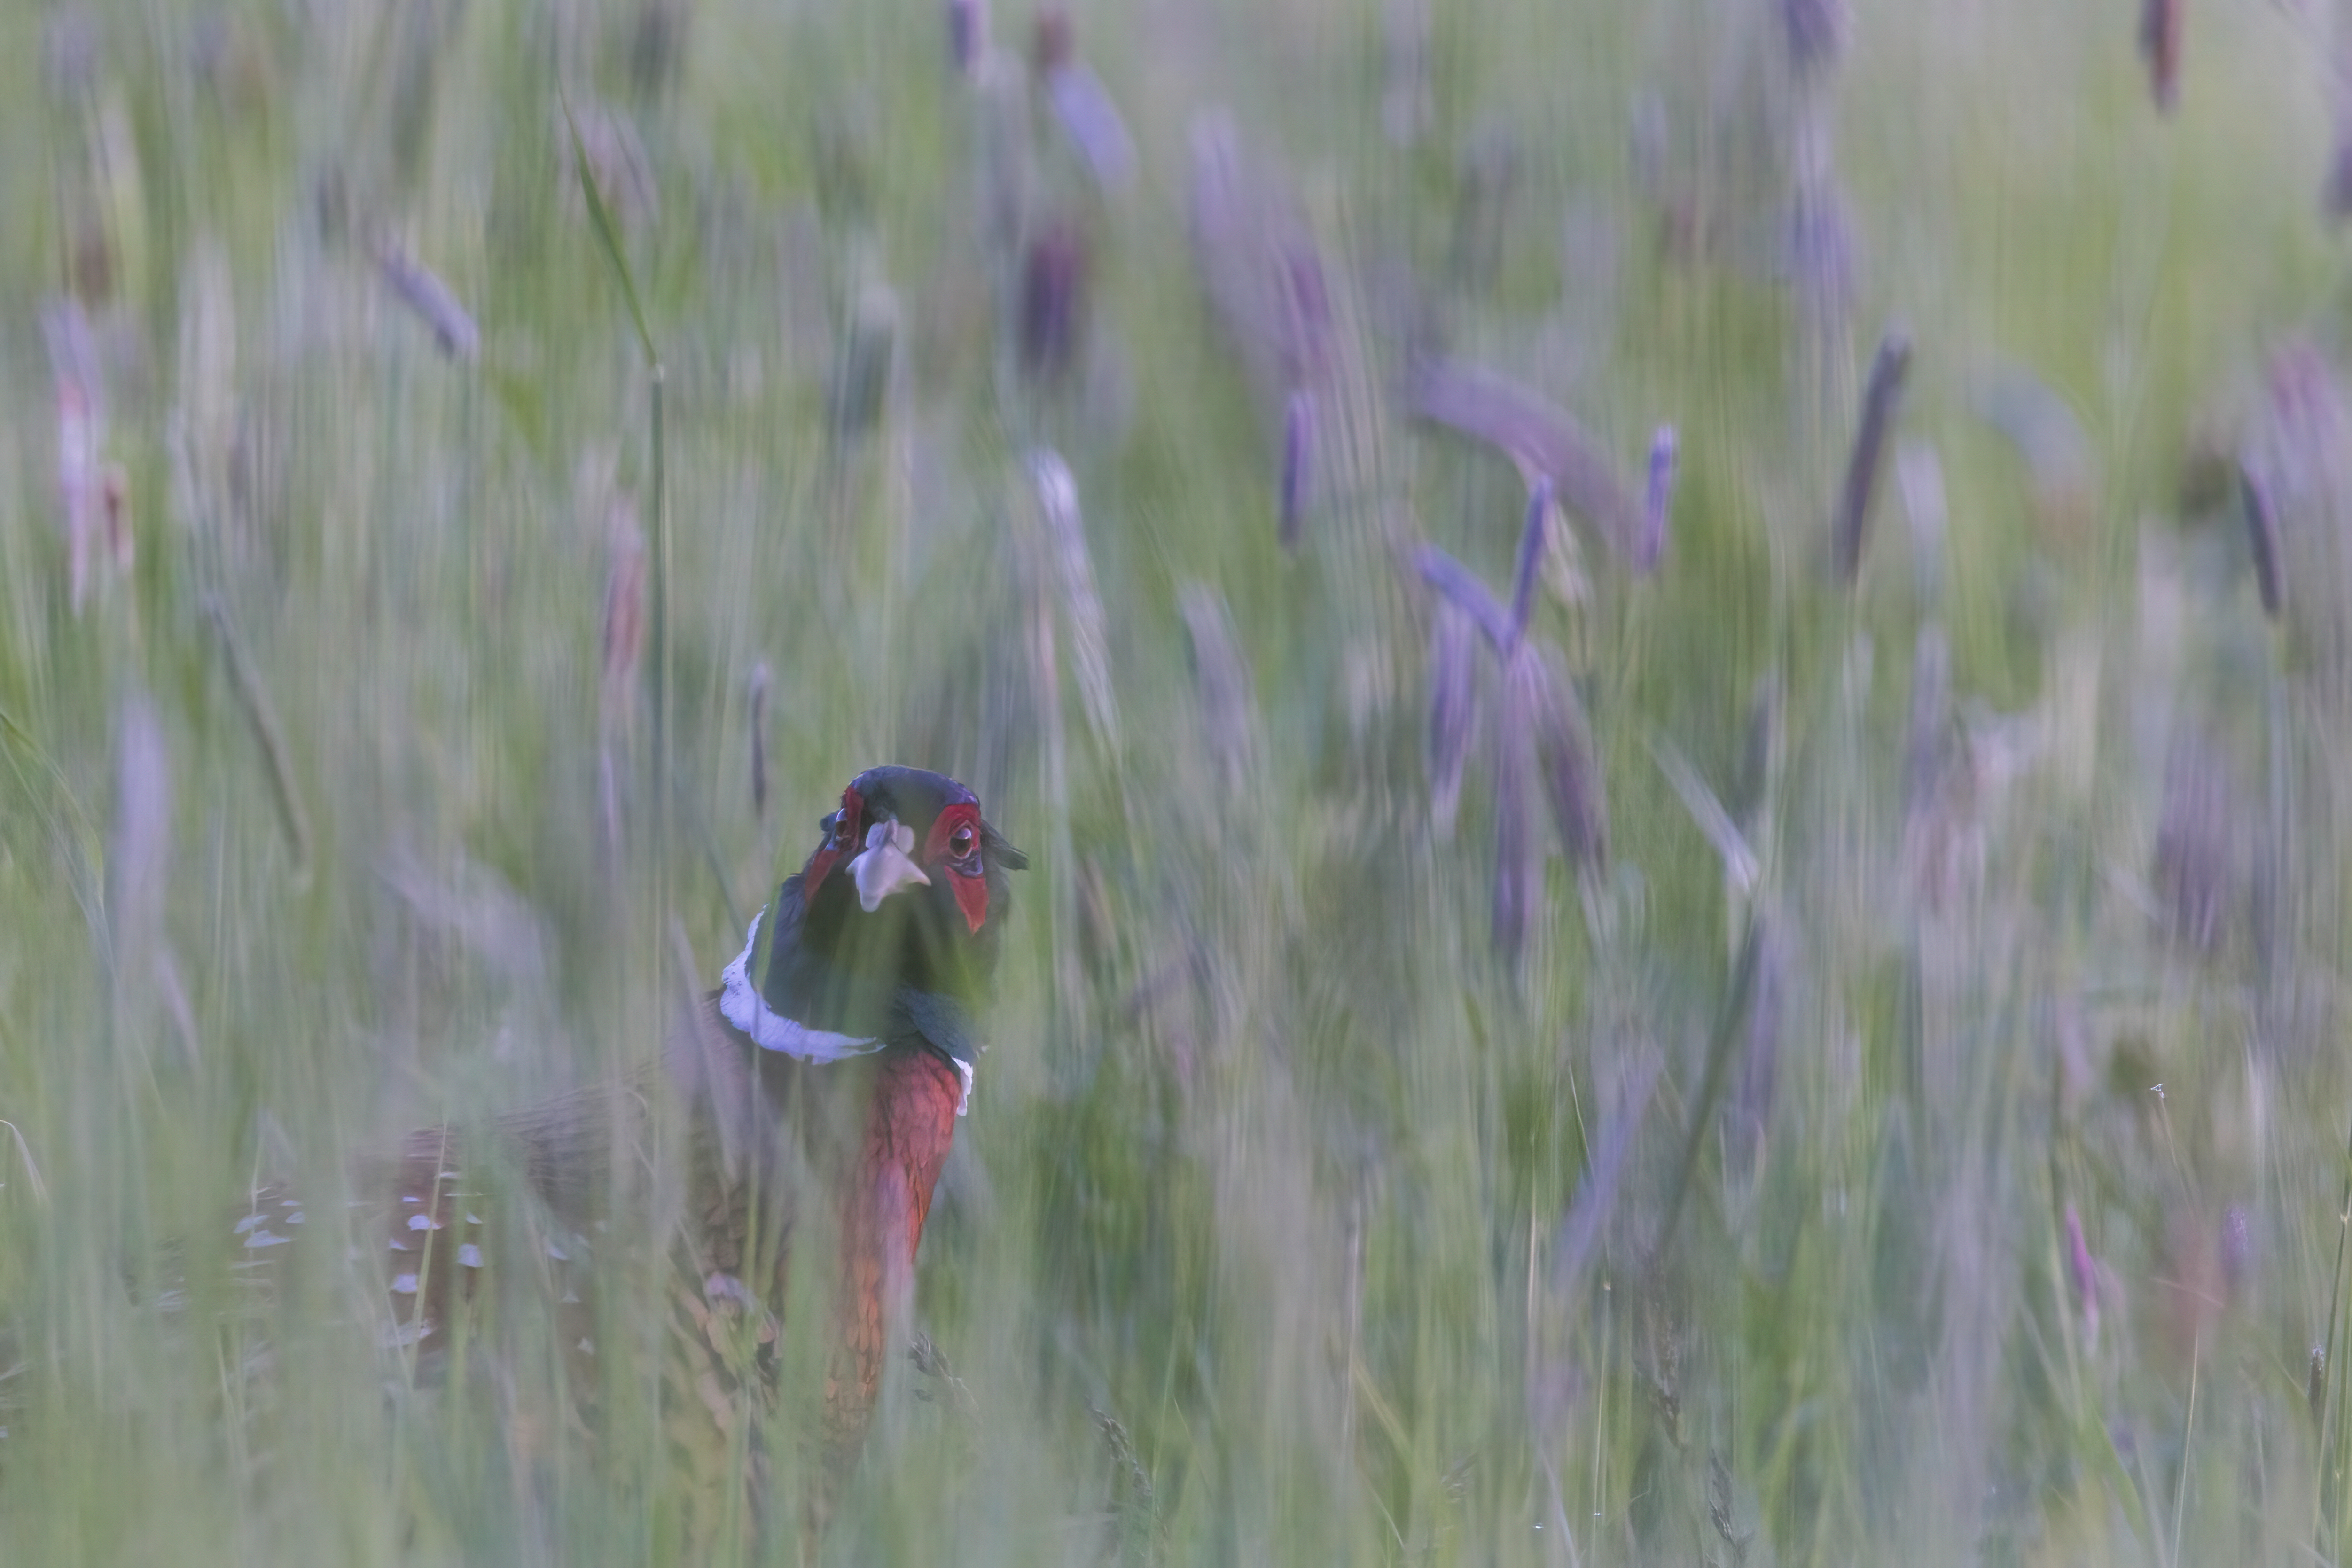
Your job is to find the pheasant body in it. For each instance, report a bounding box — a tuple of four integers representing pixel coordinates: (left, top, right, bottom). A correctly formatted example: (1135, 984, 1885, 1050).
(364, 765, 1024, 1541)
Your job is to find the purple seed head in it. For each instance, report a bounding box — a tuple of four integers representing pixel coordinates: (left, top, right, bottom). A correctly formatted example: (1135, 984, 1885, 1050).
(1279, 389, 1314, 551)
(1832, 328, 1913, 585)
(2140, 0, 2179, 116)
(2239, 461, 2282, 620)
(1185, 112, 1327, 393)
(2153, 728, 2237, 954)
(948, 0, 985, 73)
(1414, 543, 1515, 654)
(377, 244, 480, 362)
(1639, 425, 1676, 574)
(1781, 0, 1850, 75)
(1786, 179, 1856, 328)
(1033, 7, 1072, 72)
(2326, 131, 2352, 223)
(1280, 247, 1332, 384)
(1046, 60, 1136, 192)
(1018, 222, 1087, 382)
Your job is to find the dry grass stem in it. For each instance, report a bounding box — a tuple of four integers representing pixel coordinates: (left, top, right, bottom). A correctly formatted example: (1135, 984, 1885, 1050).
(1028, 448, 1119, 749)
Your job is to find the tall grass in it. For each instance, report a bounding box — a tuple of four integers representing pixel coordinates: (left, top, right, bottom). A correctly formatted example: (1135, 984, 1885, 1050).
(1, 0, 2348, 1562)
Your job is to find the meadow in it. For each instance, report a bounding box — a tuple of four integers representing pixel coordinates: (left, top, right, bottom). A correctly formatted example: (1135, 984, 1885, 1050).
(2, 0, 2350, 1562)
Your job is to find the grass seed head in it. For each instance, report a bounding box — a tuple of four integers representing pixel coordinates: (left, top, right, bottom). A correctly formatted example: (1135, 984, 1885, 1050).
(2139, 0, 2179, 116)
(1045, 59, 1138, 193)
(2259, 340, 2349, 498)
(2249, 340, 2352, 675)
(1186, 111, 1328, 393)
(1832, 327, 1913, 584)
(1410, 358, 1646, 563)
(558, 101, 659, 233)
(1785, 172, 1856, 328)
(1781, 0, 1851, 76)
(2153, 726, 2239, 955)
(1637, 425, 1676, 574)
(375, 242, 480, 361)
(2238, 460, 2282, 619)
(1017, 218, 1087, 382)
(947, 0, 985, 72)
(1279, 388, 1313, 550)
(1413, 543, 1514, 653)
(2327, 105, 2352, 222)
(1032, 6, 1072, 73)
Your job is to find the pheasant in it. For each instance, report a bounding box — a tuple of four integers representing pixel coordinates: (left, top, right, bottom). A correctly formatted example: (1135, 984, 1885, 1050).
(349, 764, 1027, 1540)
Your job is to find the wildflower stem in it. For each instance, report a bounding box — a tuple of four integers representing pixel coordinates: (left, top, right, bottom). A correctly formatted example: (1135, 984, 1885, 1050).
(1508, 476, 1552, 650)
(2318, 1102, 2352, 1554)
(1655, 914, 1765, 1264)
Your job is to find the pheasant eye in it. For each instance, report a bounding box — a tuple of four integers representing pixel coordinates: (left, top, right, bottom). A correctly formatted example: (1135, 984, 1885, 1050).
(832, 812, 860, 849)
(949, 824, 976, 859)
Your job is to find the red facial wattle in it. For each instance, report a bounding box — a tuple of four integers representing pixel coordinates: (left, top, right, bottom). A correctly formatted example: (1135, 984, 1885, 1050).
(923, 801, 989, 934)
(804, 785, 866, 893)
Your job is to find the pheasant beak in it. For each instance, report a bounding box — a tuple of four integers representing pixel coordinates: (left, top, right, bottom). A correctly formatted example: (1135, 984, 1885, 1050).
(849, 817, 932, 912)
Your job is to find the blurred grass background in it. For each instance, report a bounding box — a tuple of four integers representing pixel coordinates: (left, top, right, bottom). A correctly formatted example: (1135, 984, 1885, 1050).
(4, 0, 2352, 1561)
